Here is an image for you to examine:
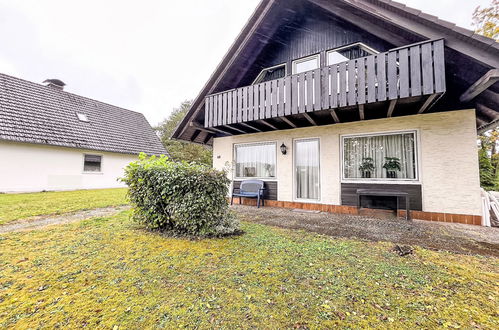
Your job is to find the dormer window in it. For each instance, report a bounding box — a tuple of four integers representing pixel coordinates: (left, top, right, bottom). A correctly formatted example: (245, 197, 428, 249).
(253, 63, 286, 84)
(327, 52, 349, 66)
(292, 54, 320, 74)
(327, 43, 379, 66)
(76, 113, 88, 122)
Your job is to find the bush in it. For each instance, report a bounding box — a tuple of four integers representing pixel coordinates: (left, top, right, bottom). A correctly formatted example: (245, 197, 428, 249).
(121, 154, 239, 237)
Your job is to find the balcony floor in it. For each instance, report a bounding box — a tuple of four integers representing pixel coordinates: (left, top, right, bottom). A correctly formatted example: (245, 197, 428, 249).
(209, 93, 440, 136)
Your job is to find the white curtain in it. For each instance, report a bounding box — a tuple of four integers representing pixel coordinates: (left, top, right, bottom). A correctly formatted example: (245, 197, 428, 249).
(235, 142, 276, 178)
(295, 139, 320, 200)
(343, 132, 416, 179)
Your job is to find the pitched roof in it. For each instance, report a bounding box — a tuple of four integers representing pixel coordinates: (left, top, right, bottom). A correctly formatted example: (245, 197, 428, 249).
(0, 73, 167, 156)
(340, 0, 498, 66)
(172, 0, 499, 143)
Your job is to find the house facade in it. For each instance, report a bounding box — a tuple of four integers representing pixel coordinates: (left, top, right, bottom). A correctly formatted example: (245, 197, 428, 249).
(173, 0, 499, 225)
(0, 74, 167, 193)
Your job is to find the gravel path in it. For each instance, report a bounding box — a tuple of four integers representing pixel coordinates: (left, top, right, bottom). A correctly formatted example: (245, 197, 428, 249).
(3, 204, 497, 257)
(233, 205, 499, 257)
(0, 206, 130, 234)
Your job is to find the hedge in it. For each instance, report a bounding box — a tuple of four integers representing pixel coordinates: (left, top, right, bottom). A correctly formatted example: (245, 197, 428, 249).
(121, 154, 239, 237)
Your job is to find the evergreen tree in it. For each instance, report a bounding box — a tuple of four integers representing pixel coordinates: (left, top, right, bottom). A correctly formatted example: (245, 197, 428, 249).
(479, 147, 496, 189)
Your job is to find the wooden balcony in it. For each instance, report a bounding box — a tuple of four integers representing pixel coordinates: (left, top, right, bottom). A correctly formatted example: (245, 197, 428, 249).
(204, 39, 446, 131)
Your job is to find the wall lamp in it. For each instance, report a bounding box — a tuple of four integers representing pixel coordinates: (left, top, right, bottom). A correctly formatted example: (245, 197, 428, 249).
(280, 143, 288, 155)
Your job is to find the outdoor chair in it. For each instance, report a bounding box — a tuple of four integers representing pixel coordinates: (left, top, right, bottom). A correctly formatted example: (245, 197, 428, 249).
(231, 179, 266, 208)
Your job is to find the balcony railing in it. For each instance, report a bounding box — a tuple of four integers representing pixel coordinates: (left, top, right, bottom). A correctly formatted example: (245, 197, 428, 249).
(204, 39, 446, 128)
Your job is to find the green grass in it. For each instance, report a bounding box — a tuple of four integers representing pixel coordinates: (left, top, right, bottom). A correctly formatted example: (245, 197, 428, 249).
(0, 211, 497, 328)
(0, 188, 128, 224)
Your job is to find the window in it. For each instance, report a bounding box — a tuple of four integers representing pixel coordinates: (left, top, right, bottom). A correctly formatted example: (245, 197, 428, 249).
(235, 142, 276, 179)
(292, 54, 320, 74)
(342, 131, 417, 181)
(295, 138, 320, 200)
(253, 64, 286, 84)
(77, 113, 89, 122)
(327, 52, 349, 66)
(327, 43, 379, 94)
(327, 43, 379, 66)
(83, 154, 102, 172)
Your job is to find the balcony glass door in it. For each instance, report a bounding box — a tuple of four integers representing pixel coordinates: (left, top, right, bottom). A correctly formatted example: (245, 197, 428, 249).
(294, 138, 320, 200)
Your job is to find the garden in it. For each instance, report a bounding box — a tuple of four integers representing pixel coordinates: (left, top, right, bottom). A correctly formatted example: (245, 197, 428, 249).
(0, 156, 497, 328)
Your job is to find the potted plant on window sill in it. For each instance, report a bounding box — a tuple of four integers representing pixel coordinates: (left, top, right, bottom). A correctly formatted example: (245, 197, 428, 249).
(358, 157, 375, 178)
(264, 164, 273, 178)
(383, 157, 401, 178)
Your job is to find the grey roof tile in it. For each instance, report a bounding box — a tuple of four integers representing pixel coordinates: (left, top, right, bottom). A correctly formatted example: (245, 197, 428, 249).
(490, 42, 499, 52)
(451, 25, 475, 38)
(471, 33, 497, 46)
(0, 73, 167, 156)
(372, 0, 495, 45)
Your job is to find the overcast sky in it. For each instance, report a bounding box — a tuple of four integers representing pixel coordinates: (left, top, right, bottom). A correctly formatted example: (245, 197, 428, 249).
(0, 0, 491, 126)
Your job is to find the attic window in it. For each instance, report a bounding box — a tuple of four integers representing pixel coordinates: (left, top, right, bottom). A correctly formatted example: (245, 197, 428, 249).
(327, 43, 379, 65)
(253, 63, 286, 84)
(292, 54, 320, 74)
(77, 113, 88, 122)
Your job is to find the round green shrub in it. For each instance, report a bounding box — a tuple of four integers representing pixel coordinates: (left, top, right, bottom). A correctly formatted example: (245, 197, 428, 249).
(121, 154, 239, 237)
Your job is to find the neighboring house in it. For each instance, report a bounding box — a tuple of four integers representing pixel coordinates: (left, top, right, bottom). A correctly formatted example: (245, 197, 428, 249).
(0, 74, 167, 193)
(173, 0, 499, 226)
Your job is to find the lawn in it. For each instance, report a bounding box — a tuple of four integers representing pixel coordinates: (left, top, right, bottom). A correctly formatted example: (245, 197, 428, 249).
(0, 188, 128, 224)
(0, 211, 497, 328)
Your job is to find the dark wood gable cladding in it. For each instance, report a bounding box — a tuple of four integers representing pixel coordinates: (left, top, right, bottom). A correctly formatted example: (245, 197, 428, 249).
(226, 2, 395, 91)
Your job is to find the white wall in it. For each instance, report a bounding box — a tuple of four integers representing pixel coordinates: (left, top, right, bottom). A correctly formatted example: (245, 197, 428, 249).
(213, 110, 482, 216)
(0, 141, 137, 193)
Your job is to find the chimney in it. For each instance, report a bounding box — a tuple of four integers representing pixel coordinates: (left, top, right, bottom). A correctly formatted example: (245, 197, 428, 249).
(43, 79, 66, 90)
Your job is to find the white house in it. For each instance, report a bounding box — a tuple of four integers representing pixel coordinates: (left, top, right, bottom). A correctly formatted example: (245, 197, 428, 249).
(173, 0, 499, 226)
(0, 74, 167, 193)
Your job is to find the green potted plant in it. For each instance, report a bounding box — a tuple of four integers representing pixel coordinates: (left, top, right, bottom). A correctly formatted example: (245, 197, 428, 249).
(358, 157, 375, 178)
(383, 157, 401, 178)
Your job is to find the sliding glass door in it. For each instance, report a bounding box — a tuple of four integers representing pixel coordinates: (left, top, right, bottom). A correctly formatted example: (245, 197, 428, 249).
(294, 138, 320, 200)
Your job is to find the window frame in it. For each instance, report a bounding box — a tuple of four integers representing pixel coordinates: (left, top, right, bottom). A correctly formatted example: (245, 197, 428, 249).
(76, 112, 89, 122)
(82, 153, 103, 174)
(292, 53, 321, 74)
(233, 141, 278, 180)
(326, 42, 379, 66)
(293, 137, 321, 202)
(252, 63, 287, 85)
(340, 129, 420, 184)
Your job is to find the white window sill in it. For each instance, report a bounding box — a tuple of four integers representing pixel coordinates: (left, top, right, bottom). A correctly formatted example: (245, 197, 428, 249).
(294, 198, 321, 203)
(82, 172, 104, 175)
(234, 178, 277, 181)
(341, 180, 421, 185)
